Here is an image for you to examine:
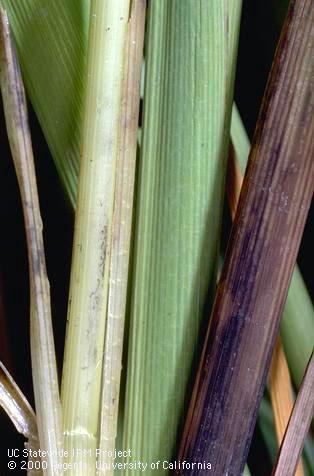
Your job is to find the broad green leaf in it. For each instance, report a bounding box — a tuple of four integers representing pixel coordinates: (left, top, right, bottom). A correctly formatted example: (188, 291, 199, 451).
(2, 0, 90, 207)
(122, 1, 242, 471)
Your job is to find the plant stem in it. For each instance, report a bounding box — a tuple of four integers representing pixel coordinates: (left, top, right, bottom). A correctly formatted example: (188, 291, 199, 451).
(273, 351, 314, 476)
(270, 338, 304, 476)
(0, 361, 38, 445)
(97, 1, 146, 473)
(177, 0, 314, 472)
(231, 104, 314, 389)
(0, 7, 62, 474)
(228, 112, 303, 476)
(281, 268, 314, 387)
(61, 1, 130, 472)
(0, 362, 41, 475)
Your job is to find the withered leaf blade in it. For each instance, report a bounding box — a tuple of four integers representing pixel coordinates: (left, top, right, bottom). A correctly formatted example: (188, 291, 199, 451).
(0, 6, 63, 473)
(0, 361, 37, 441)
(177, 0, 314, 474)
(228, 123, 304, 476)
(273, 351, 314, 476)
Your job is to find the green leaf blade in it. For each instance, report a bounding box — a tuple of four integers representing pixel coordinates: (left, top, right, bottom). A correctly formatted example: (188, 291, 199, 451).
(123, 0, 242, 469)
(2, 0, 91, 207)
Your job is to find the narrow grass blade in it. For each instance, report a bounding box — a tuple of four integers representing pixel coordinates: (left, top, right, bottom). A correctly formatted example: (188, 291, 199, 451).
(1, 0, 90, 207)
(227, 142, 244, 221)
(0, 362, 42, 475)
(178, 1, 314, 473)
(0, 7, 62, 474)
(258, 398, 278, 462)
(231, 104, 314, 389)
(61, 1, 131, 472)
(122, 0, 242, 471)
(243, 466, 251, 476)
(258, 390, 314, 475)
(0, 361, 37, 442)
(303, 437, 314, 476)
(97, 1, 146, 473)
(280, 269, 314, 387)
(270, 338, 304, 476)
(228, 114, 303, 476)
(273, 351, 314, 476)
